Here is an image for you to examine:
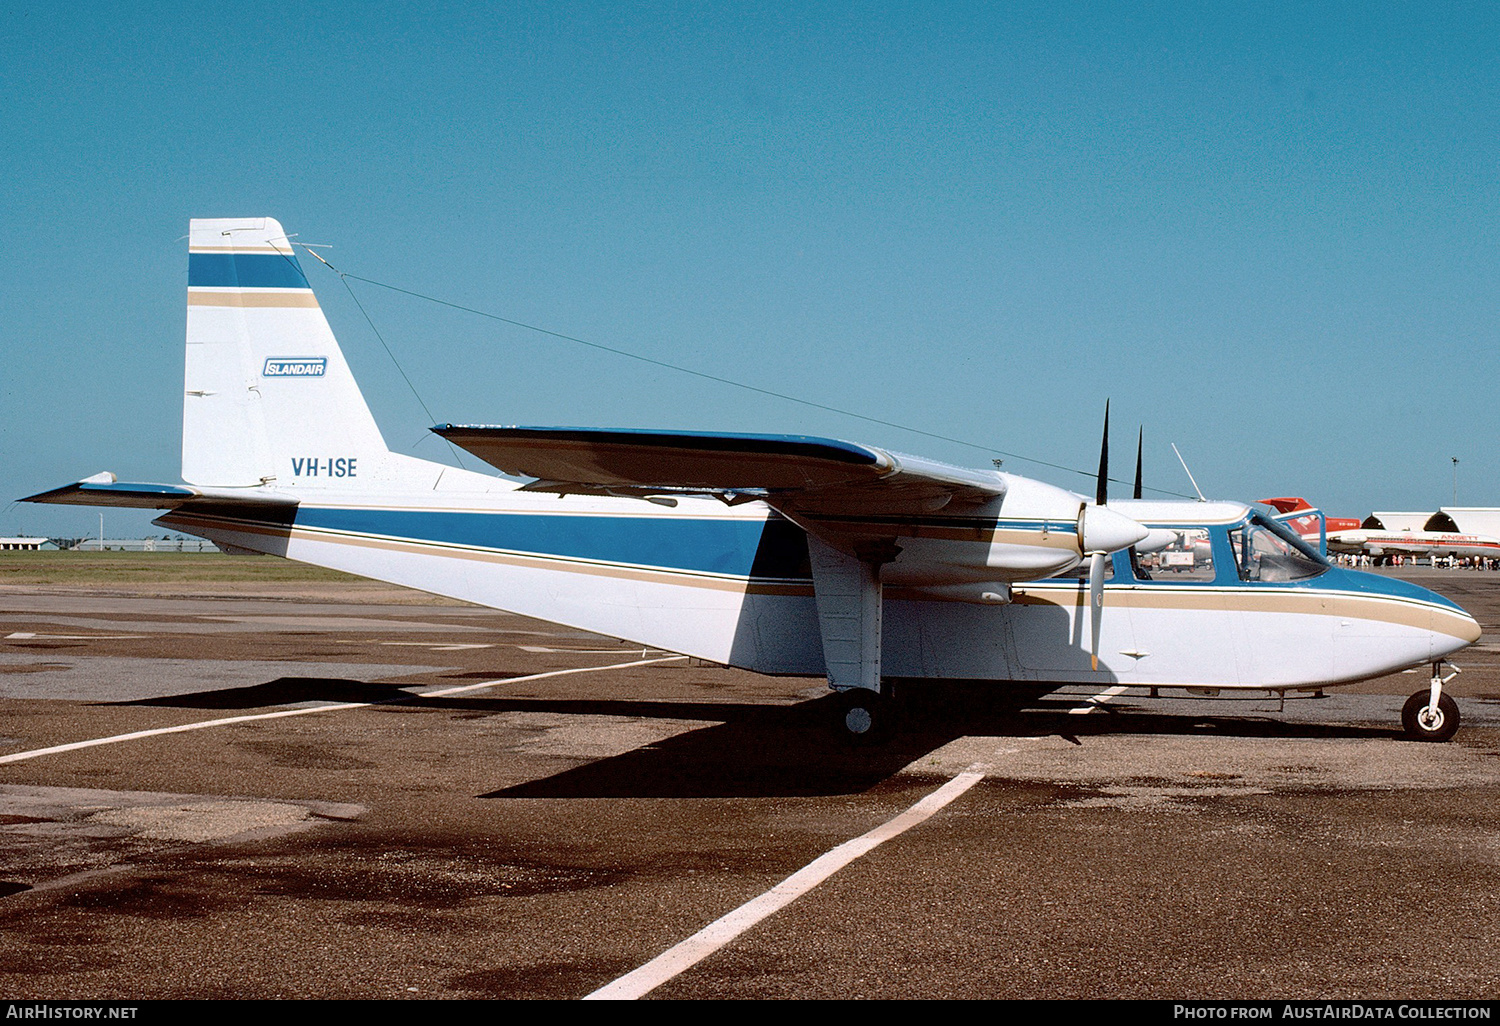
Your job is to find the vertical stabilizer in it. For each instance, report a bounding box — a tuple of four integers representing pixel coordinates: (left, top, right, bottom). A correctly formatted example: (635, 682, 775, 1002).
(183, 217, 389, 488)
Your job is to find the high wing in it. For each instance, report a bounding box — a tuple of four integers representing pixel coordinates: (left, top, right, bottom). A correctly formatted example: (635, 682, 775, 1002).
(431, 425, 1007, 519)
(433, 425, 1080, 701)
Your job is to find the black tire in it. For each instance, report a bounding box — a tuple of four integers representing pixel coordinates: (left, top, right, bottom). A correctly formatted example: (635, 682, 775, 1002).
(1402, 691, 1460, 742)
(835, 687, 891, 745)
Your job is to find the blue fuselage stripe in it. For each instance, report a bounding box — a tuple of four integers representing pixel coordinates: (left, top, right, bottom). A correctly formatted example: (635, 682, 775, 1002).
(293, 507, 812, 579)
(189, 253, 310, 289)
(186, 504, 1463, 611)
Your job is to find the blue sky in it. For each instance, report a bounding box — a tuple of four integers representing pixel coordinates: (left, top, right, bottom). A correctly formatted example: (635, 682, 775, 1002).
(4, 3, 1499, 538)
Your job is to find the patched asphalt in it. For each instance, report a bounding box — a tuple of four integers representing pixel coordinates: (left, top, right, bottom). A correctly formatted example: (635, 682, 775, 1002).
(0, 569, 1496, 999)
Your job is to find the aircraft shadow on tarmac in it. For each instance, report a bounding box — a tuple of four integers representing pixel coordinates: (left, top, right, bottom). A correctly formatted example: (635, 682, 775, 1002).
(110, 676, 420, 709)
(111, 678, 1399, 799)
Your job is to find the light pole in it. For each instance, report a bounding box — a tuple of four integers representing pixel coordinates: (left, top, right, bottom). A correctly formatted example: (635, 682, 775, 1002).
(1452, 457, 1460, 506)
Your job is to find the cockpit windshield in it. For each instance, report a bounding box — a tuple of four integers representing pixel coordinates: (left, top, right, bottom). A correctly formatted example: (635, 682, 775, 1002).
(1229, 514, 1328, 583)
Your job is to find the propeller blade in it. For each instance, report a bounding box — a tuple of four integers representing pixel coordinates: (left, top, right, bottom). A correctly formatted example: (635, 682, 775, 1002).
(1096, 400, 1110, 507)
(1089, 550, 1105, 671)
(1134, 427, 1143, 501)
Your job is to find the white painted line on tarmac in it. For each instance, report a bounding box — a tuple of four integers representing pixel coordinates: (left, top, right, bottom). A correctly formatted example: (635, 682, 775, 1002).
(418, 656, 683, 698)
(0, 655, 686, 765)
(6, 632, 146, 640)
(517, 645, 671, 654)
(1068, 685, 1130, 715)
(584, 764, 988, 1001)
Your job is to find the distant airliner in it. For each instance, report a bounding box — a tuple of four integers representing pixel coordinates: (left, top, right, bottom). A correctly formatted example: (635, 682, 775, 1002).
(1326, 529, 1500, 562)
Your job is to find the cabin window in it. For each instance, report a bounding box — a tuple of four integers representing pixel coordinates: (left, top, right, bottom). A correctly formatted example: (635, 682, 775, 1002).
(1229, 517, 1327, 583)
(1135, 528, 1217, 582)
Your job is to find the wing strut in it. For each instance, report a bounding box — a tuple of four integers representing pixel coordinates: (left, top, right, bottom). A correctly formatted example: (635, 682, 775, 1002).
(807, 534, 888, 695)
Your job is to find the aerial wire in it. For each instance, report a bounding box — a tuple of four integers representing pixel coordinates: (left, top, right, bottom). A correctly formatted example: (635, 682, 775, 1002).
(297, 247, 470, 471)
(297, 247, 1193, 499)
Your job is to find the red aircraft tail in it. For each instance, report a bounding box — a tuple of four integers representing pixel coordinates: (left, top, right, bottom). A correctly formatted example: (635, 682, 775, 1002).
(1258, 497, 1361, 536)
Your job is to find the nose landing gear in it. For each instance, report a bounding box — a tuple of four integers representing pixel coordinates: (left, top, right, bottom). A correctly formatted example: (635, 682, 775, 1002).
(1402, 662, 1461, 742)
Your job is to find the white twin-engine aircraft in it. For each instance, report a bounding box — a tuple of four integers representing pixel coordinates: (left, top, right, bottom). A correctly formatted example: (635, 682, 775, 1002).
(25, 218, 1482, 742)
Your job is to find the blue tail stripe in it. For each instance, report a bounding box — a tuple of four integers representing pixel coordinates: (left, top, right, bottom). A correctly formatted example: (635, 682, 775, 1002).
(189, 253, 309, 289)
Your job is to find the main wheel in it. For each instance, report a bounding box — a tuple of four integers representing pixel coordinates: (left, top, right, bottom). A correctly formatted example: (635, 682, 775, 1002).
(835, 687, 891, 745)
(1402, 691, 1460, 742)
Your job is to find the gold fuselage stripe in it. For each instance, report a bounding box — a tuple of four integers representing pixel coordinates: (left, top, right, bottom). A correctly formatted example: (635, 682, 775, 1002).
(1013, 582, 1474, 640)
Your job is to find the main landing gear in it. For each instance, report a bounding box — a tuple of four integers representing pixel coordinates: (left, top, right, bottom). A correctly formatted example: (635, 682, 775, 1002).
(1403, 661, 1461, 742)
(834, 685, 893, 745)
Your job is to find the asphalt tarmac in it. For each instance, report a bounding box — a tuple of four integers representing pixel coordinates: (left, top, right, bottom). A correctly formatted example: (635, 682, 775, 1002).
(0, 567, 1496, 1000)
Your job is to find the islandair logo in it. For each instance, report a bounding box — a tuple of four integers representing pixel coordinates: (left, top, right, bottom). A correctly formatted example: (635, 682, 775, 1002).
(263, 357, 327, 377)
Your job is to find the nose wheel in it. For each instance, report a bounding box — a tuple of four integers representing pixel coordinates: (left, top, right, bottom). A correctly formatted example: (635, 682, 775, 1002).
(1402, 662, 1461, 742)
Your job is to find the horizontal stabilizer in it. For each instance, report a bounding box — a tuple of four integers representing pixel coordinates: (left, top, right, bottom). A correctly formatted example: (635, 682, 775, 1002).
(23, 475, 296, 510)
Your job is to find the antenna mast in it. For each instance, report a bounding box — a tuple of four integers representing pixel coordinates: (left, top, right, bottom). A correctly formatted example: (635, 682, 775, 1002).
(1171, 443, 1206, 502)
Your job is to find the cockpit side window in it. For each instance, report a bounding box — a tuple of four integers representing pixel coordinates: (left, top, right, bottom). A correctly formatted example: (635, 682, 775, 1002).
(1230, 516, 1328, 583)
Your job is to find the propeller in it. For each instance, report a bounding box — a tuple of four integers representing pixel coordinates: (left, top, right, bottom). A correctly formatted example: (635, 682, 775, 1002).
(1134, 426, 1143, 501)
(1096, 402, 1110, 507)
(1090, 403, 1110, 671)
(1087, 548, 1106, 671)
(1075, 402, 1148, 670)
(1128, 429, 1186, 555)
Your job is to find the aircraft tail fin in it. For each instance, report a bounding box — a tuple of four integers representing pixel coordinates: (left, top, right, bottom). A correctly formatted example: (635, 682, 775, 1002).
(1259, 497, 1328, 555)
(183, 218, 390, 488)
(1258, 497, 1314, 515)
